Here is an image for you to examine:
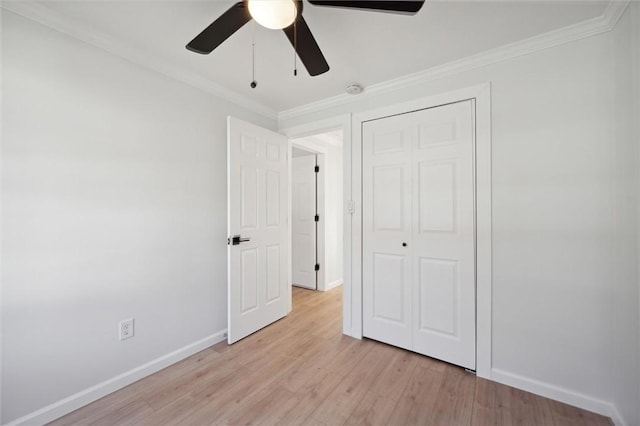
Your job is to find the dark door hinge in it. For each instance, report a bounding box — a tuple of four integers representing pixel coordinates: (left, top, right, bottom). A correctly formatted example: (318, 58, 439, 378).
(314, 165, 320, 173)
(314, 214, 319, 222)
(314, 264, 320, 271)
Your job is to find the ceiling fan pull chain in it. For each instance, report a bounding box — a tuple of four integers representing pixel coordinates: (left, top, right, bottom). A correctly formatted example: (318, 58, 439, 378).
(293, 20, 298, 76)
(249, 21, 257, 88)
(250, 41, 257, 88)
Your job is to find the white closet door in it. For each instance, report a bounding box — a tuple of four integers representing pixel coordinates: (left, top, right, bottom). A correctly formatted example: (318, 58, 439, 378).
(411, 101, 475, 370)
(362, 101, 476, 370)
(292, 154, 317, 289)
(362, 113, 413, 351)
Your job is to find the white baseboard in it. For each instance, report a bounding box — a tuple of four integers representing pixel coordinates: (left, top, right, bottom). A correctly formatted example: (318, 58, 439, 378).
(606, 405, 629, 426)
(5, 330, 227, 426)
(325, 279, 343, 291)
(491, 368, 626, 426)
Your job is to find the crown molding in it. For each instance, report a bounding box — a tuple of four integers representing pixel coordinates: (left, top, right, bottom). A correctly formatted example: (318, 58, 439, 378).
(2, 0, 630, 125)
(601, 0, 631, 31)
(278, 0, 630, 123)
(0, 1, 278, 121)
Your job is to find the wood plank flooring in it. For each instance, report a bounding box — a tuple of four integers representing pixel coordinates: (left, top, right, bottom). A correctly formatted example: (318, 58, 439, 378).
(50, 286, 611, 426)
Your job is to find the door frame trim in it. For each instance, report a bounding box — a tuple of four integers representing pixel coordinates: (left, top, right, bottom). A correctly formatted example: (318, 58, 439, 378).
(352, 83, 492, 379)
(280, 114, 352, 334)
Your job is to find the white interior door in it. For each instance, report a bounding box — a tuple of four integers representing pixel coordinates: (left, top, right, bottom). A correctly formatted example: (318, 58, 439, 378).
(362, 101, 476, 370)
(227, 116, 289, 344)
(362, 113, 414, 350)
(292, 154, 317, 289)
(411, 101, 475, 369)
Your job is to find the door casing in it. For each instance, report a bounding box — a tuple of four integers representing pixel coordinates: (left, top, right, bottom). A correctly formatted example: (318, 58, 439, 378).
(352, 84, 492, 379)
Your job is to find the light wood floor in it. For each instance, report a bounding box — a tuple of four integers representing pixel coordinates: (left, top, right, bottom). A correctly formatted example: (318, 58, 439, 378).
(50, 286, 611, 426)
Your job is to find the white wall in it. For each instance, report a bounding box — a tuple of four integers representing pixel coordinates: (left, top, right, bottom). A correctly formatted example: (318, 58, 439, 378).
(323, 137, 344, 288)
(280, 11, 639, 425)
(1, 11, 275, 424)
(611, 4, 640, 426)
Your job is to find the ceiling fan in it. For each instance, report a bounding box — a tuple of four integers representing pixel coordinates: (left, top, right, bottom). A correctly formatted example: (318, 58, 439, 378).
(186, 0, 425, 77)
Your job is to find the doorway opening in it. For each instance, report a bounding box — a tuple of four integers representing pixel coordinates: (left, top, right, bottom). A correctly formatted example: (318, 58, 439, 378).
(290, 130, 344, 297)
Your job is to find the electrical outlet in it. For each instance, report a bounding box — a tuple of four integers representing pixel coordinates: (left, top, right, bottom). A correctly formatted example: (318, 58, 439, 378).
(119, 318, 134, 341)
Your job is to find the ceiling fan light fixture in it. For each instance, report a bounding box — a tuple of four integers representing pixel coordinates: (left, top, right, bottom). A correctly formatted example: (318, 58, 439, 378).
(248, 0, 298, 30)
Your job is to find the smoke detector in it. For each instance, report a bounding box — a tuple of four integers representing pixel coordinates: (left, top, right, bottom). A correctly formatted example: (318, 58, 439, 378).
(345, 84, 363, 95)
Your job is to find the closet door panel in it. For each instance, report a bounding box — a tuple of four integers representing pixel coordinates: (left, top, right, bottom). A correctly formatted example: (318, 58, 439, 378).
(362, 114, 413, 350)
(412, 101, 476, 370)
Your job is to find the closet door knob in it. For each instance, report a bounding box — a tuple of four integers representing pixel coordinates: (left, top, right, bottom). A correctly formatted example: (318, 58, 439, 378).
(402, 242, 407, 247)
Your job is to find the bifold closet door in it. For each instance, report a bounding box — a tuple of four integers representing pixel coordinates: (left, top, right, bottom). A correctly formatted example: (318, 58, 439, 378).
(362, 100, 476, 370)
(362, 113, 413, 351)
(411, 101, 476, 370)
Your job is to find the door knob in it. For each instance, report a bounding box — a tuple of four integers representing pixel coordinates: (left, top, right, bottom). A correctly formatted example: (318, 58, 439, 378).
(228, 235, 251, 245)
(402, 242, 407, 247)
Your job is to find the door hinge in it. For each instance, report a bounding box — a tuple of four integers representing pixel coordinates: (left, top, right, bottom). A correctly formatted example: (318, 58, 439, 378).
(314, 214, 319, 222)
(314, 264, 320, 271)
(347, 200, 355, 215)
(314, 165, 320, 173)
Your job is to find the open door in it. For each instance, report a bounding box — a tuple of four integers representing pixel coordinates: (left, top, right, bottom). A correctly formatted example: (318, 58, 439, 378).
(227, 116, 290, 344)
(292, 153, 317, 289)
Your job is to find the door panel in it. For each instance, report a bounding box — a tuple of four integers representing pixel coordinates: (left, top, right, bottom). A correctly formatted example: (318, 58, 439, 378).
(412, 101, 475, 369)
(373, 166, 406, 231)
(240, 248, 259, 313)
(241, 167, 258, 229)
(363, 113, 413, 350)
(418, 161, 457, 233)
(417, 120, 457, 148)
(417, 257, 458, 336)
(228, 117, 289, 344)
(372, 129, 407, 154)
(266, 245, 281, 303)
(292, 154, 317, 289)
(373, 253, 408, 324)
(266, 170, 281, 227)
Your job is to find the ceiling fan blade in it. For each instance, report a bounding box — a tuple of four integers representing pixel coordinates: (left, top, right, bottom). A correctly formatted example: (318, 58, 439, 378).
(186, 2, 251, 54)
(308, 0, 424, 15)
(283, 17, 329, 76)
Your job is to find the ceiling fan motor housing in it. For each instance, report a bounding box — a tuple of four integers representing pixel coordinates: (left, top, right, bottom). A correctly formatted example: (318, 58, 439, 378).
(186, 0, 424, 77)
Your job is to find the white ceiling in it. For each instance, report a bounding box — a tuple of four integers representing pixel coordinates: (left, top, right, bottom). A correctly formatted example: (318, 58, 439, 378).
(16, 1, 609, 113)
